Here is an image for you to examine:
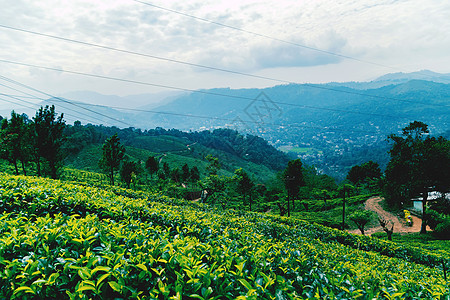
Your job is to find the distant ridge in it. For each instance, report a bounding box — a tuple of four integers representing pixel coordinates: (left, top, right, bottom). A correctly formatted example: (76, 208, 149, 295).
(373, 70, 450, 84)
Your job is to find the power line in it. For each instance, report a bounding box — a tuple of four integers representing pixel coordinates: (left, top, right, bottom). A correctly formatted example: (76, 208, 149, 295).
(62, 100, 382, 135)
(0, 74, 132, 127)
(0, 92, 101, 124)
(132, 1, 450, 84)
(130, 0, 417, 74)
(0, 70, 385, 135)
(0, 24, 285, 85)
(0, 81, 114, 125)
(0, 83, 105, 124)
(0, 84, 379, 135)
(0, 96, 37, 111)
(0, 59, 447, 123)
(0, 93, 46, 101)
(0, 25, 447, 109)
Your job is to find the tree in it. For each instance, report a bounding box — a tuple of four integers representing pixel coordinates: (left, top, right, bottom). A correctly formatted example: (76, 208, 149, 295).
(338, 183, 354, 230)
(120, 160, 141, 189)
(99, 134, 125, 186)
(205, 154, 220, 176)
(283, 159, 305, 217)
(181, 163, 190, 182)
(201, 174, 228, 205)
(190, 166, 200, 182)
(234, 168, 254, 211)
(378, 217, 394, 241)
(347, 161, 382, 185)
(384, 121, 450, 234)
(349, 210, 373, 235)
(0, 112, 31, 175)
(145, 156, 159, 179)
(162, 162, 170, 178)
(32, 105, 65, 179)
(170, 167, 181, 183)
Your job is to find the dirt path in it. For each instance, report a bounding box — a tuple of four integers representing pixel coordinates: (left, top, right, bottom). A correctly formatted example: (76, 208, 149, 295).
(349, 196, 431, 235)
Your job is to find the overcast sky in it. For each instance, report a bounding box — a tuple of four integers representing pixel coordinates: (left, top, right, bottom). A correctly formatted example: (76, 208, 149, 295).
(1, 0, 449, 100)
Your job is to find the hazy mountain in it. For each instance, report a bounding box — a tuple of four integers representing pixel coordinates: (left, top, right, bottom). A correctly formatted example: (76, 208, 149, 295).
(2, 71, 449, 179)
(134, 78, 449, 179)
(59, 90, 180, 109)
(374, 70, 450, 83)
(328, 70, 450, 90)
(141, 79, 450, 134)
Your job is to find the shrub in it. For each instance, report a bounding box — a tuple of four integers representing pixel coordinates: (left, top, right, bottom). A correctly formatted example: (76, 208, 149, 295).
(434, 216, 450, 239)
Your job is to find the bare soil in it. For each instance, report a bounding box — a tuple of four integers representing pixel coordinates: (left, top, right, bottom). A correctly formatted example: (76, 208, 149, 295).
(349, 196, 431, 235)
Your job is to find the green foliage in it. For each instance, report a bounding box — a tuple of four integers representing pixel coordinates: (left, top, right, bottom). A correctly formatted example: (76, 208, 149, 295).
(120, 160, 142, 189)
(384, 121, 450, 234)
(435, 218, 450, 239)
(372, 232, 450, 252)
(145, 156, 159, 178)
(385, 122, 450, 207)
(0, 111, 32, 176)
(205, 154, 220, 176)
(190, 166, 200, 182)
(200, 174, 229, 206)
(99, 134, 125, 186)
(32, 105, 66, 178)
(347, 161, 382, 186)
(233, 168, 254, 210)
(349, 210, 373, 235)
(283, 159, 305, 216)
(0, 173, 449, 299)
(64, 124, 288, 178)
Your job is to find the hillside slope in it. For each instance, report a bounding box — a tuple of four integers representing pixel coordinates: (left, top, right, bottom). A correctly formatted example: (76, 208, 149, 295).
(1, 173, 448, 299)
(64, 128, 285, 182)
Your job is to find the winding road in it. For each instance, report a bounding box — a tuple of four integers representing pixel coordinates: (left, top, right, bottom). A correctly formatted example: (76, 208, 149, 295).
(349, 196, 431, 235)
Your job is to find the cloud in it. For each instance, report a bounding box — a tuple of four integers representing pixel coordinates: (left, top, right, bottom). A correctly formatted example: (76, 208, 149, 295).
(251, 33, 346, 69)
(0, 0, 449, 97)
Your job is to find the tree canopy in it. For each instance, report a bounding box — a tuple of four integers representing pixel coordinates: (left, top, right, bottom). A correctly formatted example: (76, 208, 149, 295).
(32, 105, 65, 179)
(99, 134, 125, 186)
(384, 121, 450, 233)
(347, 161, 382, 185)
(0, 112, 31, 175)
(234, 168, 254, 211)
(283, 159, 305, 217)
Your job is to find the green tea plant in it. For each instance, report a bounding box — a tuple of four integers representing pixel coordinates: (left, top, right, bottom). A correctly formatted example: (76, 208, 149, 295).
(0, 173, 449, 299)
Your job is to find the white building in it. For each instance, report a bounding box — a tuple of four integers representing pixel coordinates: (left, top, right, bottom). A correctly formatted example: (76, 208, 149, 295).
(411, 191, 449, 212)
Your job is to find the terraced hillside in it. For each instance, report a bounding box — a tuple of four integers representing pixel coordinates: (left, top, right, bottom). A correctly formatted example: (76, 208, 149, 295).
(0, 173, 449, 299)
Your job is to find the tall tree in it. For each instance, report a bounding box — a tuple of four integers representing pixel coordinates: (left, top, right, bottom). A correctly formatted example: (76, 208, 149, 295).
(347, 161, 382, 185)
(385, 121, 450, 233)
(120, 160, 140, 189)
(205, 154, 220, 176)
(181, 163, 190, 182)
(283, 159, 305, 217)
(170, 167, 181, 183)
(190, 166, 200, 182)
(145, 156, 159, 179)
(234, 168, 254, 211)
(99, 134, 125, 186)
(0, 112, 31, 175)
(32, 106, 65, 179)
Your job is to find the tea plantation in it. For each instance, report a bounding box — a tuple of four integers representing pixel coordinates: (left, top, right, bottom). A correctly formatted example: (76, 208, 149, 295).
(0, 173, 449, 299)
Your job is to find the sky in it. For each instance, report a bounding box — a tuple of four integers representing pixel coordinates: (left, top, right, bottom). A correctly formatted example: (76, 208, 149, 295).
(0, 0, 449, 102)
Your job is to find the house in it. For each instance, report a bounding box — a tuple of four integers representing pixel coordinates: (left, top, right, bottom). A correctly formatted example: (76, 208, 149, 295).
(411, 191, 449, 213)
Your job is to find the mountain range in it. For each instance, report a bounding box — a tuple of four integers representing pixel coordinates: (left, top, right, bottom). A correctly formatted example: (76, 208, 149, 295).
(2, 70, 449, 179)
